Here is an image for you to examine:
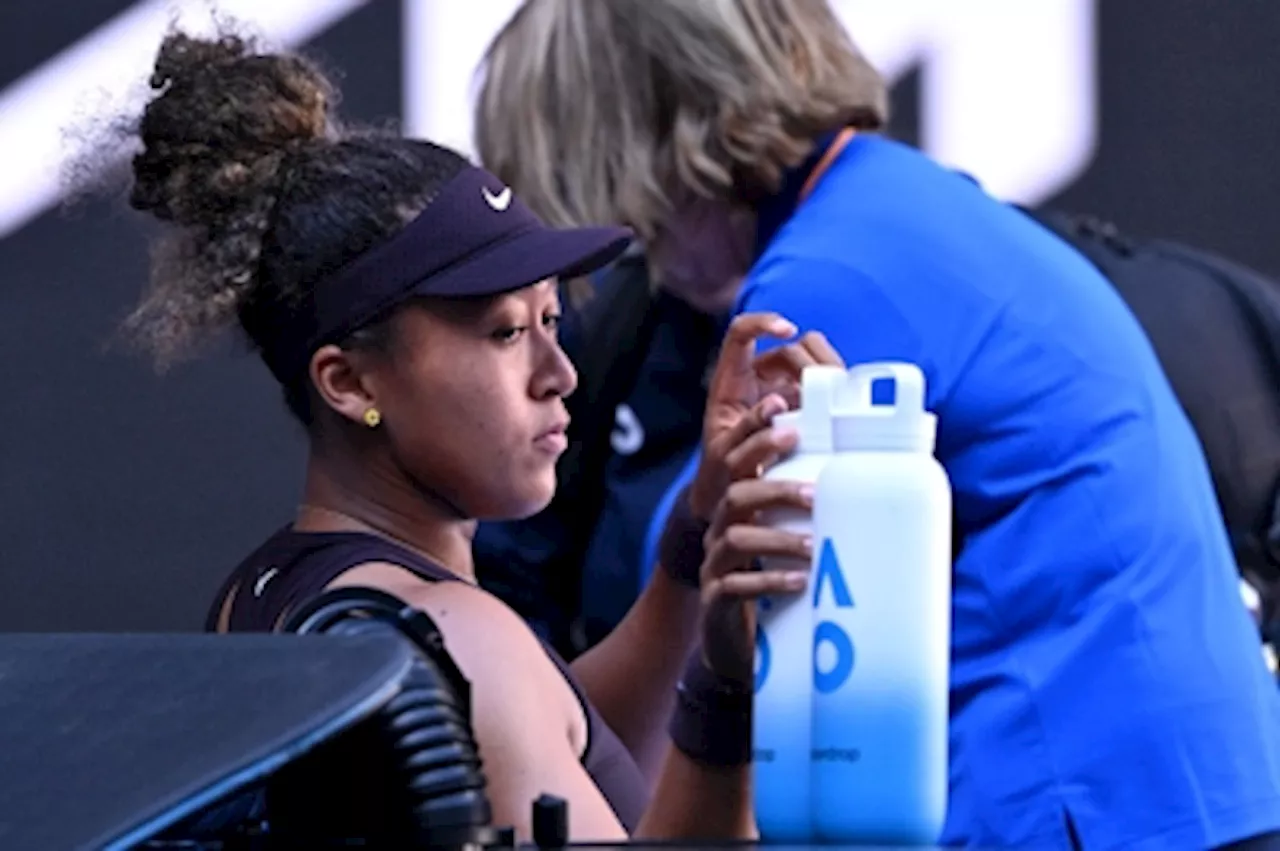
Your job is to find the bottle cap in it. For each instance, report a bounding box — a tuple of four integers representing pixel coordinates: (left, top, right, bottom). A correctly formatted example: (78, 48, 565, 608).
(772, 365, 846, 454)
(831, 362, 937, 453)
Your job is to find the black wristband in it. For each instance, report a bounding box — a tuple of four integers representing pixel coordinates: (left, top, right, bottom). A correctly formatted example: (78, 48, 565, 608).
(658, 485, 709, 588)
(668, 651, 753, 767)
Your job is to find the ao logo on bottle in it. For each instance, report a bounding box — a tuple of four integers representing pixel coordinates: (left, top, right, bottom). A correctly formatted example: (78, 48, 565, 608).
(756, 540, 855, 694)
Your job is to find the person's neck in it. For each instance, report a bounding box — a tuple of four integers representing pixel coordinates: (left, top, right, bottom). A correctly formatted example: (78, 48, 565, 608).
(295, 446, 478, 583)
(754, 128, 849, 259)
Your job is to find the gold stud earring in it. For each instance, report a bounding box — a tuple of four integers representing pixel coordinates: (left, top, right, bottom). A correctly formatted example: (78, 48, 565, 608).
(362, 408, 382, 428)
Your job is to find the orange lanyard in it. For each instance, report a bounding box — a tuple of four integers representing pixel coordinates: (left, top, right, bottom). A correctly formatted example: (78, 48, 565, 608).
(799, 127, 857, 203)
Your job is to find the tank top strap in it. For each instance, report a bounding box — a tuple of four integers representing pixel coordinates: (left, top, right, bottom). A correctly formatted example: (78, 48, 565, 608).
(219, 527, 455, 633)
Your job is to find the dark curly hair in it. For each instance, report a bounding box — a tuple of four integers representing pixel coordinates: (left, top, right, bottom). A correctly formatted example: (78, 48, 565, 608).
(125, 30, 468, 424)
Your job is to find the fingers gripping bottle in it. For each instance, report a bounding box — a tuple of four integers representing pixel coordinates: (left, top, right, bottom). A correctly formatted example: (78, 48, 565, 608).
(752, 364, 845, 842)
(812, 362, 951, 845)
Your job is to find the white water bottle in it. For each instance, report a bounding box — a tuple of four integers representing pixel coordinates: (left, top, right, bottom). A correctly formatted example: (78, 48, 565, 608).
(752, 364, 845, 843)
(811, 362, 951, 845)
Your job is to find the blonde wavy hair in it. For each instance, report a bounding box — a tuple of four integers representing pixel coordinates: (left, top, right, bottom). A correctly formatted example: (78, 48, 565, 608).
(474, 0, 888, 242)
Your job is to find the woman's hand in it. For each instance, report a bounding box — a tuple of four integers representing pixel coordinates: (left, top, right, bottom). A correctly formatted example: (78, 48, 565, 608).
(687, 312, 844, 521)
(698, 473, 814, 682)
(752, 328, 846, 410)
(682, 311, 841, 681)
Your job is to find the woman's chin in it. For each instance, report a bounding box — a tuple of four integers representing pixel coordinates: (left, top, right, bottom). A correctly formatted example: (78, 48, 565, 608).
(519, 479, 558, 519)
(480, 475, 556, 523)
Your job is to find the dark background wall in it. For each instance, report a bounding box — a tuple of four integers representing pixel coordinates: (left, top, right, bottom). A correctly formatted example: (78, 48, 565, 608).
(0, 0, 1277, 632)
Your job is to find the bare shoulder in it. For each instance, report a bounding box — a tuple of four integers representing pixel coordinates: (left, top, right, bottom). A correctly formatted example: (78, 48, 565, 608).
(325, 562, 558, 676)
(325, 562, 622, 840)
(324, 562, 580, 732)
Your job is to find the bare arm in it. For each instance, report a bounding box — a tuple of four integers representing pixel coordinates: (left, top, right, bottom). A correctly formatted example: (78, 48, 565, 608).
(570, 565, 700, 781)
(329, 564, 753, 842)
(635, 746, 754, 840)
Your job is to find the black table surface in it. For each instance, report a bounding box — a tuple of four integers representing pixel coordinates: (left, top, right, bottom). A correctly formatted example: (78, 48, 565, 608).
(0, 632, 413, 851)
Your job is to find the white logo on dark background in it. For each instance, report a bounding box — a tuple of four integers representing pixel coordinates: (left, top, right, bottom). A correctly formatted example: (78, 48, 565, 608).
(0, 0, 1096, 237)
(0, 0, 366, 238)
(253, 567, 280, 598)
(611, 404, 645, 456)
(482, 185, 512, 212)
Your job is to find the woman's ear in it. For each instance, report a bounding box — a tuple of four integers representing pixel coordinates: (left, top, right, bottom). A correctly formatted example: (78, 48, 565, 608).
(309, 344, 377, 427)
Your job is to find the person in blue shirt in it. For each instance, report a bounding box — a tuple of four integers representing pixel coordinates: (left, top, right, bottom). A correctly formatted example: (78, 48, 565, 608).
(473, 1, 1280, 847)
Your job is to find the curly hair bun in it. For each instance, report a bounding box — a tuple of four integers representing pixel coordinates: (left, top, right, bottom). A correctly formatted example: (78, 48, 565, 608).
(122, 30, 341, 367)
(129, 31, 335, 227)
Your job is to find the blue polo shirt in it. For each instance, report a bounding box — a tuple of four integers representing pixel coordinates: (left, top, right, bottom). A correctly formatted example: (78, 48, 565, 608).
(730, 133, 1280, 849)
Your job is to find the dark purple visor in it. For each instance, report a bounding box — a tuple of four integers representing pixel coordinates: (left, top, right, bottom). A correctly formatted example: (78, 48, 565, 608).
(263, 165, 633, 383)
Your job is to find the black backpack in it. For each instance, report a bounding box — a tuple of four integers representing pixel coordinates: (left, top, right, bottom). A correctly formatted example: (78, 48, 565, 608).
(1025, 209, 1280, 605)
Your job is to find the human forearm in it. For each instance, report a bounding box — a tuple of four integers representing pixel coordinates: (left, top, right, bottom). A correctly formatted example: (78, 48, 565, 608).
(632, 652, 755, 840)
(633, 745, 755, 840)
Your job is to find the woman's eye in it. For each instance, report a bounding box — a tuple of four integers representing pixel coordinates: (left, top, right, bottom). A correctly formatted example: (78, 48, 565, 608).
(491, 313, 558, 343)
(492, 326, 526, 343)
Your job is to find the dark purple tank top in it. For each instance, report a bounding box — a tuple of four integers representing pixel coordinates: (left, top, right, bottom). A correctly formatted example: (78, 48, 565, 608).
(207, 526, 648, 832)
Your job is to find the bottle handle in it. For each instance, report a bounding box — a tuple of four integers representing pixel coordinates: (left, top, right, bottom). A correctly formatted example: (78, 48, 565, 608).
(842, 362, 927, 418)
